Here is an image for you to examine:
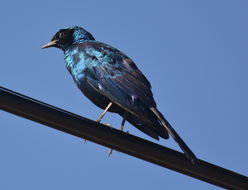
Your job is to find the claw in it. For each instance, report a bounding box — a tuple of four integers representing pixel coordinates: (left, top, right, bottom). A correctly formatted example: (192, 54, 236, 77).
(104, 123, 112, 127)
(108, 149, 113, 156)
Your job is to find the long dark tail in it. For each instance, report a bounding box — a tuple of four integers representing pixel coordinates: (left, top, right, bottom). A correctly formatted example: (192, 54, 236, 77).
(150, 107, 197, 164)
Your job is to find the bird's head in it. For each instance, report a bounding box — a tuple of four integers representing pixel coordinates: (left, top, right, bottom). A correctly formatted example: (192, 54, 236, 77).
(42, 26, 95, 50)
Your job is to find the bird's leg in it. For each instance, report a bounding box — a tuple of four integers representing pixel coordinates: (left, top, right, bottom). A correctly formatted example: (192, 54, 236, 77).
(108, 112, 127, 156)
(96, 102, 113, 122)
(120, 112, 127, 131)
(84, 102, 113, 143)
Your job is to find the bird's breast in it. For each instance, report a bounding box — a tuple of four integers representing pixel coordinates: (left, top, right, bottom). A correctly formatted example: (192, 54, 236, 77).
(64, 49, 87, 83)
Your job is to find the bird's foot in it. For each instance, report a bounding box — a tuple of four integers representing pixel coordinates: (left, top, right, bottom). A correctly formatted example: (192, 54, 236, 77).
(108, 148, 113, 156)
(102, 124, 114, 156)
(104, 123, 112, 127)
(95, 118, 101, 123)
(83, 120, 114, 155)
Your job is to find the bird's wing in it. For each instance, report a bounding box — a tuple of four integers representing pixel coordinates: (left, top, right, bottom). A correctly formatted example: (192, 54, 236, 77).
(79, 42, 197, 163)
(82, 42, 156, 119)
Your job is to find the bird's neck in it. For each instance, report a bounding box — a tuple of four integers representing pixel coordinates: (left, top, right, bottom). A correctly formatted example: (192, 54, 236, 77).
(72, 39, 89, 45)
(62, 39, 92, 51)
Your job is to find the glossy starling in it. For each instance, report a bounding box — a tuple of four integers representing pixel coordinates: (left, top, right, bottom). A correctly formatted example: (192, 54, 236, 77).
(42, 26, 197, 163)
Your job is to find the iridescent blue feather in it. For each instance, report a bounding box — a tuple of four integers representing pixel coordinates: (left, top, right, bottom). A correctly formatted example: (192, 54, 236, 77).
(64, 41, 168, 139)
(43, 26, 197, 163)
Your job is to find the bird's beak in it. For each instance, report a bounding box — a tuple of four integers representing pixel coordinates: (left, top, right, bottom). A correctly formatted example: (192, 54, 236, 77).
(42, 40, 59, 49)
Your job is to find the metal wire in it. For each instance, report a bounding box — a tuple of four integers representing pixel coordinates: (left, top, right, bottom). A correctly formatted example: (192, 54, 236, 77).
(1, 86, 247, 190)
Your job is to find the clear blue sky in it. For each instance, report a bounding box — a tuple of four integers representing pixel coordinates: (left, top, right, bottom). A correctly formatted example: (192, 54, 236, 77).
(1, 1, 247, 189)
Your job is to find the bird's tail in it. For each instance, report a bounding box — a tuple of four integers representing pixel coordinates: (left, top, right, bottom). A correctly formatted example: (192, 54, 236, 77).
(150, 107, 197, 164)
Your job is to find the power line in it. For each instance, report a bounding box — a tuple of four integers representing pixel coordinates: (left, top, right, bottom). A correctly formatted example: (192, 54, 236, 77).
(0, 86, 247, 190)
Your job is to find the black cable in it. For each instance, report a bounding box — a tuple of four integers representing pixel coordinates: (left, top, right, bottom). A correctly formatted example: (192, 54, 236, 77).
(1, 86, 247, 190)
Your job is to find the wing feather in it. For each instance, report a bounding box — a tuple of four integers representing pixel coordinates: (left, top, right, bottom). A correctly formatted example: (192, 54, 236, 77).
(81, 42, 167, 136)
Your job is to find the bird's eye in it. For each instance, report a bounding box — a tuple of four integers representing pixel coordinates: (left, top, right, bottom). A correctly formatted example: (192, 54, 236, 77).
(59, 32, 65, 38)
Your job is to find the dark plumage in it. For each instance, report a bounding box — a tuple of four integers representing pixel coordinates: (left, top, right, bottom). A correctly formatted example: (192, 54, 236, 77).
(42, 26, 197, 163)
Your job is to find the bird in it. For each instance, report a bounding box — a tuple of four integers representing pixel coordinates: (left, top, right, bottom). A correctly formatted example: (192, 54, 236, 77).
(42, 26, 197, 164)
